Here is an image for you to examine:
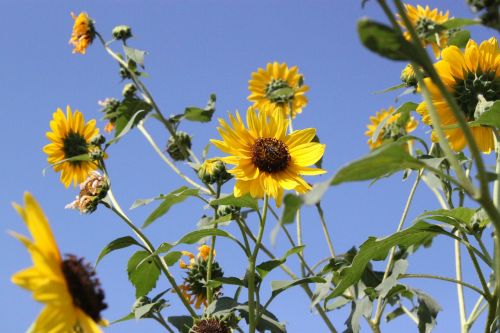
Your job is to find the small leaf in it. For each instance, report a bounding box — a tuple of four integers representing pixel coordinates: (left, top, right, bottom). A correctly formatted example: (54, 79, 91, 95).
(415, 290, 442, 333)
(124, 46, 147, 68)
(395, 101, 418, 114)
(168, 316, 193, 333)
(374, 83, 406, 94)
(375, 259, 408, 298)
(386, 307, 405, 323)
(214, 276, 245, 286)
(256, 245, 305, 279)
(206, 296, 240, 315)
(42, 154, 91, 176)
(127, 251, 160, 298)
(134, 303, 157, 319)
(177, 228, 235, 245)
(358, 19, 416, 61)
(330, 143, 424, 185)
(448, 30, 470, 48)
(280, 194, 303, 224)
(442, 18, 479, 29)
(210, 193, 259, 210)
(271, 276, 325, 298)
(202, 214, 235, 226)
(471, 101, 500, 128)
(237, 305, 286, 333)
(95, 236, 140, 267)
(108, 109, 147, 146)
(183, 94, 216, 123)
(163, 251, 183, 266)
(142, 187, 199, 228)
(111, 312, 134, 324)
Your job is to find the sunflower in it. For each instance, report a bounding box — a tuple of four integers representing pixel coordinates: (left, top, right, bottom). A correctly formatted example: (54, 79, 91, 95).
(417, 37, 500, 153)
(69, 12, 95, 54)
(44, 106, 100, 188)
(211, 107, 325, 206)
(365, 107, 418, 150)
(398, 4, 450, 58)
(248, 62, 309, 118)
(11, 192, 107, 332)
(179, 246, 222, 309)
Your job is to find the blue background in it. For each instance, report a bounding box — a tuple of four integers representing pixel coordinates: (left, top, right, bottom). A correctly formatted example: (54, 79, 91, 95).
(0, 1, 496, 332)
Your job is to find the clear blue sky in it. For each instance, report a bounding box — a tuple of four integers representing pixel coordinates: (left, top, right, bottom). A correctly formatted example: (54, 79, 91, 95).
(0, 1, 495, 332)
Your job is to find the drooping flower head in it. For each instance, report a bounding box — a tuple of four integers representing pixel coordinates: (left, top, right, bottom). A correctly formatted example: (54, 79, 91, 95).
(69, 12, 95, 54)
(44, 106, 100, 188)
(417, 37, 500, 153)
(248, 62, 309, 118)
(11, 193, 107, 332)
(365, 107, 418, 150)
(66, 171, 109, 214)
(179, 245, 222, 309)
(211, 107, 325, 206)
(398, 4, 450, 58)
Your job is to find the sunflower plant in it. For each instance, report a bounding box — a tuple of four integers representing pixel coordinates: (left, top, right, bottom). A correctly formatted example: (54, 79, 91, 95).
(9, 2, 500, 333)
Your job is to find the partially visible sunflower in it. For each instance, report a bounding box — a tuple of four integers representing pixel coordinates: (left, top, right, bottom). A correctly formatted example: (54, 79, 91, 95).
(11, 192, 107, 332)
(248, 62, 309, 118)
(398, 4, 450, 58)
(69, 12, 95, 54)
(417, 37, 500, 153)
(365, 107, 418, 150)
(211, 107, 325, 206)
(43, 106, 100, 188)
(179, 245, 222, 309)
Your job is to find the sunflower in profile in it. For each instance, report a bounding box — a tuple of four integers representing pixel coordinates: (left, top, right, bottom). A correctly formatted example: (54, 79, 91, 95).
(248, 62, 309, 118)
(365, 107, 418, 150)
(417, 37, 500, 153)
(398, 4, 450, 58)
(43, 106, 100, 188)
(211, 107, 325, 206)
(69, 12, 95, 54)
(11, 192, 107, 332)
(179, 245, 223, 309)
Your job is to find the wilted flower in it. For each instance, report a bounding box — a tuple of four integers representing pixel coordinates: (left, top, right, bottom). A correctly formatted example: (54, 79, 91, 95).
(66, 171, 109, 214)
(69, 12, 95, 54)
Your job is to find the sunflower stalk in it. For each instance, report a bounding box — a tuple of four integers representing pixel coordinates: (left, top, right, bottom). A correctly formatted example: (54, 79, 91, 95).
(104, 188, 199, 319)
(206, 181, 222, 305)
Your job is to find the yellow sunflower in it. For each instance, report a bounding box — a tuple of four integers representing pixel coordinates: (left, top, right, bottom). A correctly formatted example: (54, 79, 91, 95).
(365, 107, 418, 150)
(179, 246, 222, 309)
(211, 107, 326, 206)
(43, 106, 100, 188)
(69, 12, 95, 54)
(417, 37, 500, 153)
(398, 4, 450, 58)
(11, 192, 107, 332)
(248, 62, 309, 118)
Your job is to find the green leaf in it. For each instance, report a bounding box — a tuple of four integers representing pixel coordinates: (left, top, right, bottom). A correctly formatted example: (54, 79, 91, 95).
(177, 228, 235, 245)
(210, 193, 259, 210)
(42, 154, 91, 176)
(127, 251, 160, 298)
(374, 83, 406, 94)
(112, 97, 152, 138)
(142, 187, 199, 228)
(418, 208, 476, 229)
(471, 101, 500, 128)
(375, 259, 408, 298)
(271, 277, 325, 298)
(395, 101, 418, 114)
(108, 110, 147, 146)
(134, 303, 157, 319)
(124, 46, 147, 68)
(448, 30, 471, 48)
(442, 18, 479, 29)
(280, 194, 303, 224)
(330, 143, 424, 185)
(346, 297, 373, 333)
(386, 307, 405, 323)
(214, 276, 245, 286)
(184, 94, 216, 122)
(201, 214, 235, 226)
(256, 245, 305, 279)
(95, 236, 140, 267)
(358, 19, 416, 61)
(415, 290, 442, 333)
(111, 312, 134, 324)
(326, 222, 445, 301)
(168, 316, 193, 333)
(163, 251, 183, 266)
(237, 305, 286, 333)
(206, 296, 240, 315)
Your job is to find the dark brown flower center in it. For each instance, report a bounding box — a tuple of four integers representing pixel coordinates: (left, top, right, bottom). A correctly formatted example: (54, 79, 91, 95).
(63, 132, 89, 163)
(251, 138, 290, 173)
(62, 255, 107, 322)
(191, 317, 231, 333)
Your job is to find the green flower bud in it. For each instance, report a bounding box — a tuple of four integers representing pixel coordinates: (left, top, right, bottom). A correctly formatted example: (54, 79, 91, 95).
(197, 158, 232, 184)
(122, 83, 137, 98)
(400, 63, 418, 87)
(112, 25, 132, 41)
(166, 131, 192, 161)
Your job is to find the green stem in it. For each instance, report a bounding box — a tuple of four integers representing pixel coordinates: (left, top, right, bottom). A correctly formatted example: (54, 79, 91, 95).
(373, 171, 422, 325)
(137, 123, 212, 195)
(455, 234, 468, 333)
(400, 274, 487, 298)
(206, 183, 222, 305)
(316, 203, 336, 258)
(105, 189, 198, 318)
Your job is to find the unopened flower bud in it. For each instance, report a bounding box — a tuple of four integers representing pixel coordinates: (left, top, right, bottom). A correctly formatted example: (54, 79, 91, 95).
(216, 205, 239, 217)
(122, 83, 137, 98)
(112, 25, 133, 41)
(90, 134, 106, 146)
(197, 158, 232, 184)
(166, 131, 192, 161)
(400, 63, 418, 87)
